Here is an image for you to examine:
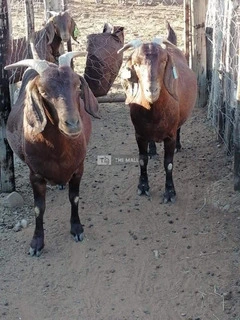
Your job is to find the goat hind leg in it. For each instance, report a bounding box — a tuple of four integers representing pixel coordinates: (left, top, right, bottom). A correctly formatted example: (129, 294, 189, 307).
(148, 140, 158, 158)
(163, 137, 176, 203)
(29, 172, 46, 257)
(175, 128, 181, 152)
(136, 136, 150, 196)
(69, 171, 84, 242)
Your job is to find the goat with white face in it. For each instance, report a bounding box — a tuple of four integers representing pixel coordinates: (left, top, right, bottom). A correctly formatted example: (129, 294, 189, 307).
(5, 52, 99, 256)
(118, 38, 197, 203)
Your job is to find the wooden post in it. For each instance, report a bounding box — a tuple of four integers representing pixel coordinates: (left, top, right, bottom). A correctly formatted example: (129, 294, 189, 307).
(0, 0, 15, 192)
(25, 0, 35, 43)
(191, 0, 208, 108)
(234, 16, 240, 191)
(184, 0, 191, 66)
(43, 0, 65, 21)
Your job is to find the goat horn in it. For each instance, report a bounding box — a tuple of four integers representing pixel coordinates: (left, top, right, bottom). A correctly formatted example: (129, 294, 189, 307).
(4, 59, 50, 75)
(162, 39, 178, 49)
(117, 39, 142, 54)
(152, 37, 166, 49)
(58, 51, 86, 66)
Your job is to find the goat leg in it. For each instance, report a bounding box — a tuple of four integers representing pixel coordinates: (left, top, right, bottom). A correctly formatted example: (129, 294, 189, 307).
(69, 171, 84, 242)
(163, 137, 176, 203)
(29, 172, 46, 257)
(148, 140, 158, 158)
(136, 136, 150, 196)
(176, 128, 181, 152)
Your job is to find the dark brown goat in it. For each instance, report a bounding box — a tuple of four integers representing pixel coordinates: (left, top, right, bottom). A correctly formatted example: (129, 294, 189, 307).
(118, 37, 197, 203)
(84, 23, 124, 97)
(5, 52, 99, 256)
(7, 10, 79, 83)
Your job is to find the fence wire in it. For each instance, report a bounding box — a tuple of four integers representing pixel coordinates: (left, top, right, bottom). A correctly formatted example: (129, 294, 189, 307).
(206, 0, 240, 155)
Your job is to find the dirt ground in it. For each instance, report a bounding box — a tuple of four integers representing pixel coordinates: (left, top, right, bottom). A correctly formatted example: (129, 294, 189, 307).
(1, 1, 240, 320)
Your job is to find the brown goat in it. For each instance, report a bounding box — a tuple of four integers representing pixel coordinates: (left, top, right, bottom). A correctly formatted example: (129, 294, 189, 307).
(7, 10, 79, 83)
(148, 20, 177, 157)
(84, 23, 124, 97)
(5, 52, 99, 256)
(118, 37, 197, 203)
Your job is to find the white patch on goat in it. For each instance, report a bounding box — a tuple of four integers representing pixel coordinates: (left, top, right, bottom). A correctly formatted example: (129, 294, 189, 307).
(139, 159, 144, 166)
(74, 196, 79, 205)
(167, 163, 173, 171)
(34, 206, 40, 217)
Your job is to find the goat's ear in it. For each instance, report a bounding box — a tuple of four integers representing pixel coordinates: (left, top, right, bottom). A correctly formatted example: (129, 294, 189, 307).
(121, 64, 139, 104)
(70, 19, 80, 42)
(25, 83, 47, 134)
(45, 22, 56, 44)
(164, 53, 178, 101)
(79, 76, 100, 119)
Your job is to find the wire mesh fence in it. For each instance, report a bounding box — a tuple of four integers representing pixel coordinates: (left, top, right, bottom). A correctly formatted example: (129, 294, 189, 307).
(206, 0, 240, 155)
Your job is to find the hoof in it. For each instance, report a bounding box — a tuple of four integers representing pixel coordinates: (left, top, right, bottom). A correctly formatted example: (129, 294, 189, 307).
(163, 189, 176, 204)
(72, 232, 85, 242)
(29, 246, 43, 257)
(71, 223, 84, 242)
(137, 185, 150, 196)
(29, 236, 44, 257)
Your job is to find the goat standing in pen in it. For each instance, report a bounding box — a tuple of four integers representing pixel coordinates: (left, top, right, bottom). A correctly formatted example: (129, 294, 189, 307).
(7, 10, 79, 83)
(118, 31, 197, 203)
(4, 51, 99, 257)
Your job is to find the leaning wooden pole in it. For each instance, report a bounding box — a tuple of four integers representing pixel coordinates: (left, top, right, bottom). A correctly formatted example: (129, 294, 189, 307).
(234, 40, 240, 191)
(191, 0, 208, 108)
(0, 0, 15, 192)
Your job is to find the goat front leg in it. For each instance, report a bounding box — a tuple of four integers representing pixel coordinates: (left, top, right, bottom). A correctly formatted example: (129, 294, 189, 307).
(69, 170, 84, 242)
(163, 137, 176, 203)
(29, 172, 47, 257)
(136, 135, 150, 196)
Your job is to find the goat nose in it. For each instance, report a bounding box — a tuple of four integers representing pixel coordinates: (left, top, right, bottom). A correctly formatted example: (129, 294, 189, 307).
(65, 119, 80, 129)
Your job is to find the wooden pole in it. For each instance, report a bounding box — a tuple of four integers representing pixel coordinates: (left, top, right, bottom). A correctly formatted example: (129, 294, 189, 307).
(184, 0, 190, 66)
(191, 0, 208, 108)
(0, 0, 15, 192)
(234, 15, 240, 191)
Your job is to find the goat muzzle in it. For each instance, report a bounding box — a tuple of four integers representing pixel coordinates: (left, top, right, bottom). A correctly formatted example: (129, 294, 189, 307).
(59, 118, 82, 137)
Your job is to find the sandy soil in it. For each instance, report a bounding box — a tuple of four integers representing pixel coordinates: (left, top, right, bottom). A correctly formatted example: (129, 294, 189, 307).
(1, 1, 240, 320)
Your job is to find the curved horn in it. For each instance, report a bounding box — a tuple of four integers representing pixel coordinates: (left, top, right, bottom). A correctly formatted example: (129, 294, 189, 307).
(4, 59, 50, 75)
(58, 51, 85, 66)
(117, 39, 142, 54)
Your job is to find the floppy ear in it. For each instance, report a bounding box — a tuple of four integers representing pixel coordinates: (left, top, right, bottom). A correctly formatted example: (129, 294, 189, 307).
(164, 52, 178, 100)
(70, 18, 80, 42)
(121, 63, 139, 104)
(24, 82, 47, 135)
(79, 76, 100, 118)
(45, 21, 56, 44)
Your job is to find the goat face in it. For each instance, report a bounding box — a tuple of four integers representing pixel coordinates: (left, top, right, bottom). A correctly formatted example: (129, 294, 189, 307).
(50, 11, 78, 42)
(31, 66, 82, 137)
(123, 43, 177, 105)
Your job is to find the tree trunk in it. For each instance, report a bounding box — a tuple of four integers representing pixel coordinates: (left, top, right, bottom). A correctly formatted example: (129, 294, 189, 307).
(191, 0, 208, 108)
(0, 0, 15, 192)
